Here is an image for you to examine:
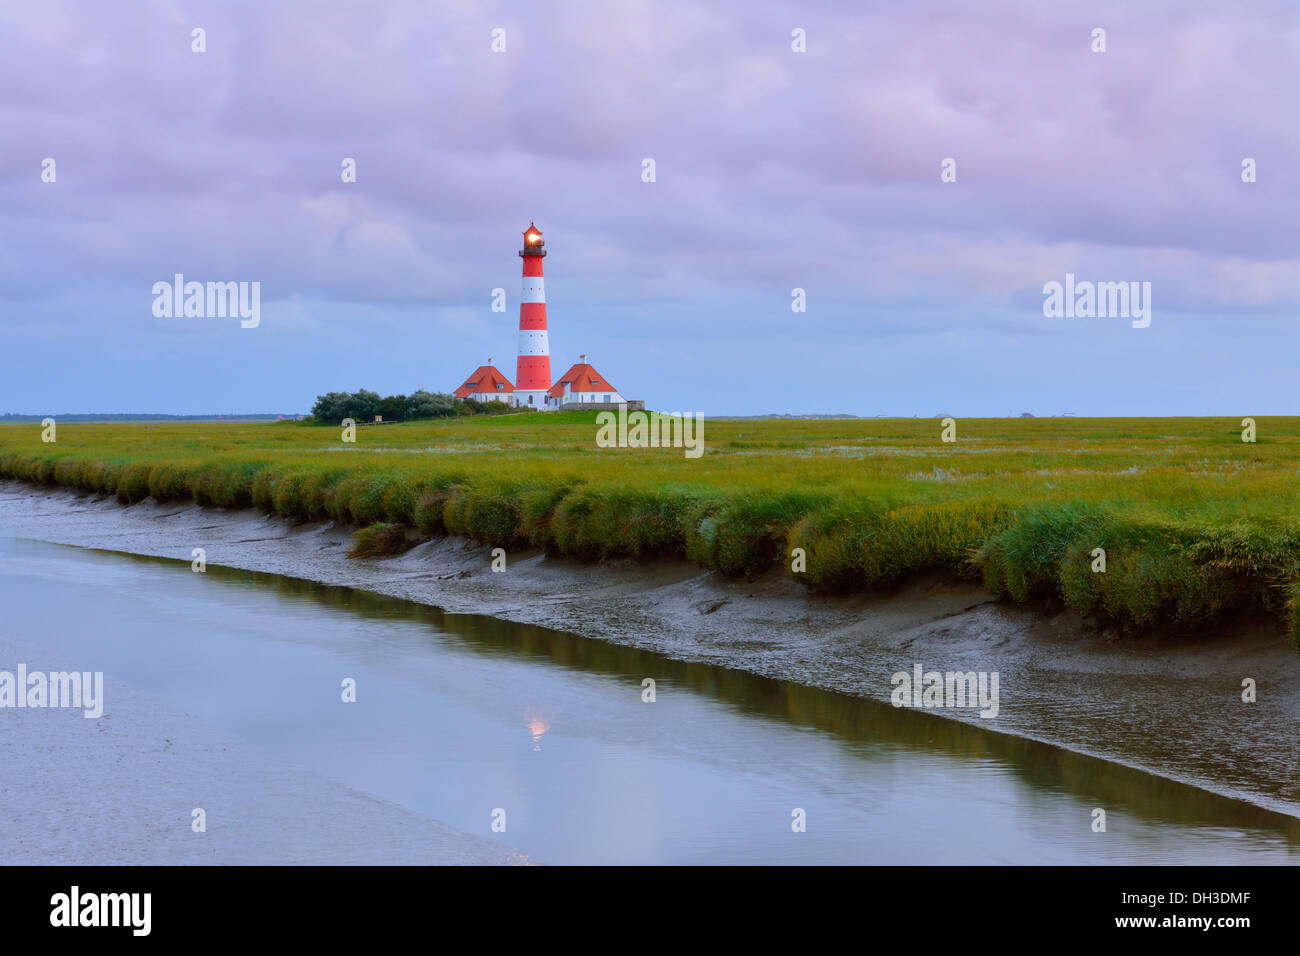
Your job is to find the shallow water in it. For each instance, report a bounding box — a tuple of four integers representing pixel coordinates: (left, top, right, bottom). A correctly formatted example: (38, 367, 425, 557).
(1, 536, 1296, 864)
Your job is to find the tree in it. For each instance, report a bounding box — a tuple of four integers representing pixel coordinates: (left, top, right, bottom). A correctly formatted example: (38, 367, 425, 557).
(405, 390, 455, 420)
(313, 388, 465, 423)
(311, 391, 351, 422)
(348, 389, 382, 422)
(376, 394, 407, 422)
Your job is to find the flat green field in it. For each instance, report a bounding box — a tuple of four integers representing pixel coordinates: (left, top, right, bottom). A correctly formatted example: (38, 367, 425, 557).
(3, 413, 1299, 644)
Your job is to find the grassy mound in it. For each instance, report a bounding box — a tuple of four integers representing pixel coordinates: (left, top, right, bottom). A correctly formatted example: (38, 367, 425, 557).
(3, 415, 1299, 647)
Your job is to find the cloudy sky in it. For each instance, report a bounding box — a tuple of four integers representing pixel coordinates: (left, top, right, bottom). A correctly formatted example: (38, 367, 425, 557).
(3, 0, 1298, 416)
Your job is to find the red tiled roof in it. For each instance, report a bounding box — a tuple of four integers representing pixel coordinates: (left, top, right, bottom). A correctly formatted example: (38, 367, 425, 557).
(546, 363, 617, 398)
(454, 365, 514, 399)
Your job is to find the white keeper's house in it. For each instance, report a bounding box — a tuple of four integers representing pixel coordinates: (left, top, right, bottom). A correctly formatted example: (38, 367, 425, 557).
(545, 356, 626, 409)
(453, 362, 515, 403)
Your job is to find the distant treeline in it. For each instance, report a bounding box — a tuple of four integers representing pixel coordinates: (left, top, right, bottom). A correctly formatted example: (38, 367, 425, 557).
(309, 389, 514, 423)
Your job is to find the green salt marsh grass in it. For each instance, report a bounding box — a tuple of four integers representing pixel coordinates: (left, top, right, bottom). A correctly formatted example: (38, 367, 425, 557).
(3, 413, 1299, 645)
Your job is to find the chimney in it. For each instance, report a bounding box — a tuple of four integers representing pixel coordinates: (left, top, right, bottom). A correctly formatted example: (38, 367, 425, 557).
(580, 353, 587, 363)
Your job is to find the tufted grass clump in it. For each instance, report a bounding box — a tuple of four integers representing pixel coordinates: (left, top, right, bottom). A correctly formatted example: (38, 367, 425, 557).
(347, 522, 415, 558)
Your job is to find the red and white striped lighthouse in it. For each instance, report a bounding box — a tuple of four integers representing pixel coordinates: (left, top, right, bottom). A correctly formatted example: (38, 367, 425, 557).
(513, 222, 551, 408)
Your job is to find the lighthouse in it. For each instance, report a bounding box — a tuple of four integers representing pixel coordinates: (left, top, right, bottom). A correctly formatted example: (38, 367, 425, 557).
(513, 222, 551, 408)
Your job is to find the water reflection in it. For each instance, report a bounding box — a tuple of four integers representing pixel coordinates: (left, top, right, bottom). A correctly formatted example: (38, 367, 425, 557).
(97, 548, 1300, 850)
(524, 708, 549, 751)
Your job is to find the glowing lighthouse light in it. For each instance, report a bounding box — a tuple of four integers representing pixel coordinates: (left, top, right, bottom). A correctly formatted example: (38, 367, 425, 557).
(513, 222, 552, 408)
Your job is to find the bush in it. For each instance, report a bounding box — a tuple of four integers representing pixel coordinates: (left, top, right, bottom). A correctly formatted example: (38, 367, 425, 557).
(311, 388, 459, 423)
(347, 522, 414, 558)
(116, 461, 153, 503)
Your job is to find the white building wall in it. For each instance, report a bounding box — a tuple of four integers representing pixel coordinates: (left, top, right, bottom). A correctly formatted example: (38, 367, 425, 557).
(511, 389, 549, 408)
(565, 390, 625, 405)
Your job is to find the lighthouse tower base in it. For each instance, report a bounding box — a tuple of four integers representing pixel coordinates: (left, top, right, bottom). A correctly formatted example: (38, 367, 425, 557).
(511, 389, 549, 409)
